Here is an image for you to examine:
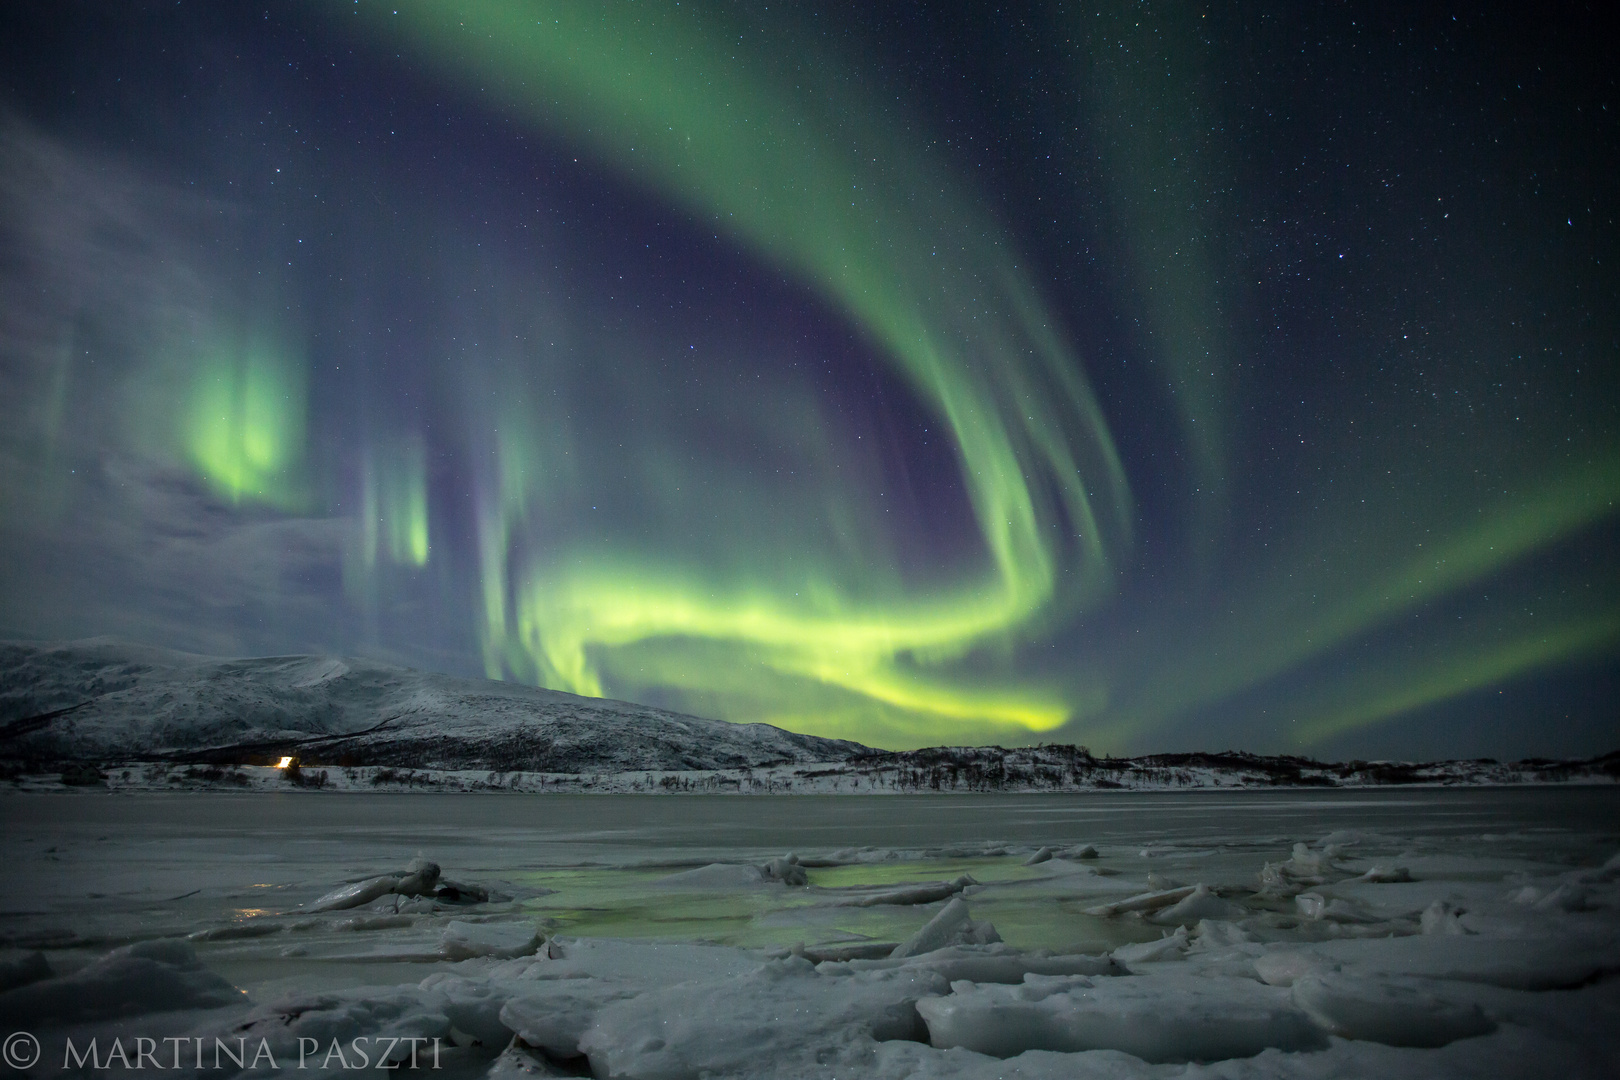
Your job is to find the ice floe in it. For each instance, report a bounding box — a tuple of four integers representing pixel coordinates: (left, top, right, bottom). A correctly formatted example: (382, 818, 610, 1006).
(1291, 970, 1495, 1047)
(0, 939, 244, 1025)
(917, 970, 1327, 1061)
(890, 897, 1000, 957)
(308, 858, 446, 911)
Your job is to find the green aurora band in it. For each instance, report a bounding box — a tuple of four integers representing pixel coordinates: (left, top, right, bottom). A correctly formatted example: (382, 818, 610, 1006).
(184, 335, 307, 511)
(362, 1, 1131, 744)
(364, 438, 431, 570)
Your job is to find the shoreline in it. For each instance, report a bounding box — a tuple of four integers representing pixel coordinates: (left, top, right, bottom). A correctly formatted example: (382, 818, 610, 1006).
(7, 759, 1617, 795)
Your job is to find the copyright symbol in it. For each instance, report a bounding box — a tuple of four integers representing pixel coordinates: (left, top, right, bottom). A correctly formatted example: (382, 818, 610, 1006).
(3, 1031, 40, 1069)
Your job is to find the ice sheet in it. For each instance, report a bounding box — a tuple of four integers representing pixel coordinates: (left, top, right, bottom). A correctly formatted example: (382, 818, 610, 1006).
(1, 788, 1617, 1078)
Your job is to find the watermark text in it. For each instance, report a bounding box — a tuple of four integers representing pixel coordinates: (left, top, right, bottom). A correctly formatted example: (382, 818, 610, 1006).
(5, 1033, 444, 1070)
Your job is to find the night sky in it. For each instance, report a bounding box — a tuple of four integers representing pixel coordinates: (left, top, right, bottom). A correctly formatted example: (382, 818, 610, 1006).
(1, 2, 1614, 759)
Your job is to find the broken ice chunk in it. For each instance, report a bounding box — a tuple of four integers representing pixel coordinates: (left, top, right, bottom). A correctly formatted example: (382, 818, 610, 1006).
(1310, 933, 1615, 991)
(396, 857, 441, 897)
(1083, 884, 1196, 917)
(654, 863, 769, 889)
(890, 897, 1000, 958)
(786, 941, 901, 963)
(1533, 883, 1592, 912)
(1296, 893, 1375, 923)
(1358, 865, 1414, 883)
(440, 920, 542, 960)
(501, 984, 644, 1061)
(1024, 846, 1054, 866)
(914, 974, 1096, 1058)
(1258, 842, 1343, 898)
(834, 946, 1122, 983)
(486, 1040, 570, 1078)
(1292, 971, 1495, 1047)
(917, 969, 1325, 1061)
(0, 939, 243, 1024)
(309, 874, 401, 912)
(837, 874, 978, 907)
(1112, 926, 1189, 965)
(577, 957, 947, 1077)
(417, 972, 529, 1052)
(1420, 900, 1474, 936)
(1254, 950, 1331, 987)
(187, 921, 285, 941)
(760, 854, 808, 885)
(1287, 842, 1347, 877)
(1506, 880, 1594, 911)
(1148, 883, 1245, 925)
(220, 984, 456, 1068)
(1194, 919, 1258, 947)
(308, 861, 494, 911)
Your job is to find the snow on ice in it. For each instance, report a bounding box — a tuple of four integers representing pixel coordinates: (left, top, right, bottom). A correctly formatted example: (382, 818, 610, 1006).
(1, 790, 1617, 1078)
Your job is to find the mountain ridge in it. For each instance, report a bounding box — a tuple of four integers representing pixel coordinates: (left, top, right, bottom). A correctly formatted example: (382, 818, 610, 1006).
(3, 639, 1616, 790)
(0, 638, 867, 771)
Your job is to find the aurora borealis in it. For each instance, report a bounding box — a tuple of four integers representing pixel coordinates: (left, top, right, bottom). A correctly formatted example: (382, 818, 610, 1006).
(0, 2, 1614, 758)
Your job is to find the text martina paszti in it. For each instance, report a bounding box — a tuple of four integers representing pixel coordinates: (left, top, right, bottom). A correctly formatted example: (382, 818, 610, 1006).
(4, 1032, 446, 1070)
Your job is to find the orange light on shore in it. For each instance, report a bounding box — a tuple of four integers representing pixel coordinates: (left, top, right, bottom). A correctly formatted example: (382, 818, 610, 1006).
(276, 756, 294, 769)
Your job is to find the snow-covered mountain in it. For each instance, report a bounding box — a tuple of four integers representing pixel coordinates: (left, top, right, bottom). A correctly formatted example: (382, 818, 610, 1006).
(3, 639, 1615, 788)
(0, 638, 868, 771)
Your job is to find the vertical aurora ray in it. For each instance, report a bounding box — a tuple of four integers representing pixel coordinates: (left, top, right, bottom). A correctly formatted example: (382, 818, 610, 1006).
(475, 408, 545, 684)
(357, 439, 430, 571)
(1077, 1, 1230, 553)
(381, 439, 430, 568)
(360, 1, 1133, 743)
(183, 336, 307, 509)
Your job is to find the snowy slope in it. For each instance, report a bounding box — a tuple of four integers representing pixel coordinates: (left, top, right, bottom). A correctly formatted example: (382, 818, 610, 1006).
(3, 639, 1615, 786)
(0, 638, 868, 771)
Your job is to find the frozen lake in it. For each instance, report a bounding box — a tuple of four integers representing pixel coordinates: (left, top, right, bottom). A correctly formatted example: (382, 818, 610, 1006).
(2, 787, 1618, 1077)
